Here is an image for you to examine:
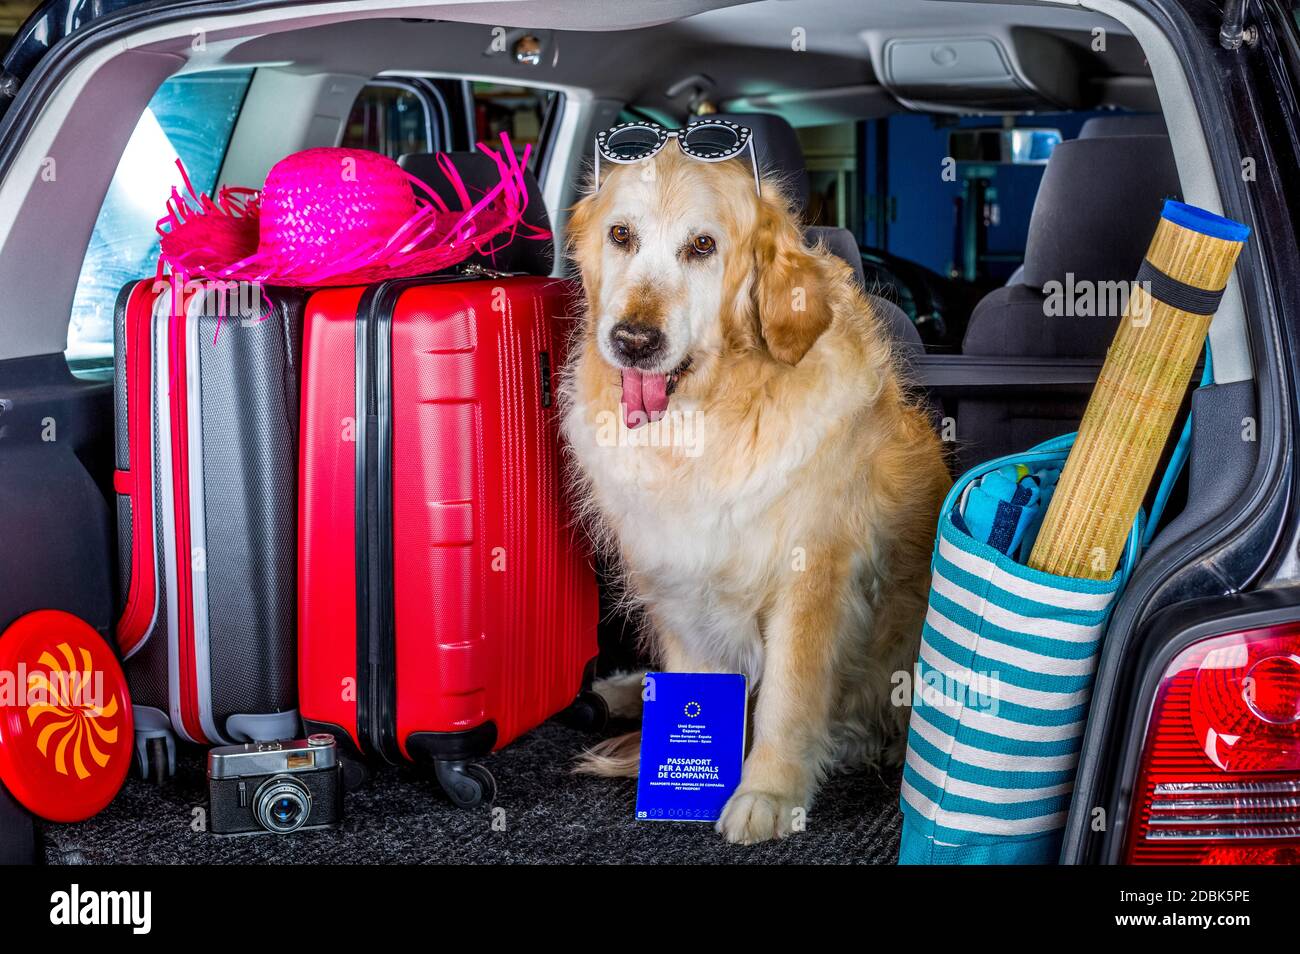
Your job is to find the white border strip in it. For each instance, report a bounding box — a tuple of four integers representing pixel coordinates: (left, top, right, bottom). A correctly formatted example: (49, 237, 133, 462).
(918, 639, 1094, 711)
(923, 605, 1099, 678)
(936, 533, 1115, 614)
(906, 745, 1075, 805)
(186, 294, 224, 744)
(152, 291, 196, 744)
(909, 709, 1081, 774)
(901, 776, 1068, 837)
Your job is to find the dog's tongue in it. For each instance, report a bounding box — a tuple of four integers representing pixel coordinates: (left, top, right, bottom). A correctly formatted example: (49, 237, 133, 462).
(621, 368, 669, 429)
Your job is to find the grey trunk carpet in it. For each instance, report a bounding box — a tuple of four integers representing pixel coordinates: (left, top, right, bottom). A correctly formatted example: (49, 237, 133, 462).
(39, 721, 903, 864)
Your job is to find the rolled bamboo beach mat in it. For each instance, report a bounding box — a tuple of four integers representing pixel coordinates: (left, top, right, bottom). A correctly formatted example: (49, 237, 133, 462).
(1027, 200, 1249, 580)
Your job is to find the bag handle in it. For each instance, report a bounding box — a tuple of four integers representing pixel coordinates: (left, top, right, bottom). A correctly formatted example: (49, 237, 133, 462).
(1141, 340, 1213, 547)
(936, 433, 1146, 586)
(936, 338, 1209, 577)
(939, 432, 1077, 522)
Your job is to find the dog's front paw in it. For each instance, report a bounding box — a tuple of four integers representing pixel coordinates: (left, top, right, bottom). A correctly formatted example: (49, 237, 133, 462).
(716, 788, 805, 845)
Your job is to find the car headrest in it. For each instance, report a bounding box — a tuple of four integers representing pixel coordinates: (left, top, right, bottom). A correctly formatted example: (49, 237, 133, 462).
(689, 112, 809, 216)
(1078, 113, 1168, 139)
(398, 151, 554, 276)
(1021, 135, 1180, 289)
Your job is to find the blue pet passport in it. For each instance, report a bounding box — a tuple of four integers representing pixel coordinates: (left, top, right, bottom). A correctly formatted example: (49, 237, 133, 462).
(635, 672, 747, 823)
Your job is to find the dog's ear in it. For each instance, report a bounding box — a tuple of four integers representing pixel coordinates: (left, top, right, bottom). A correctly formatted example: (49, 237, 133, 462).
(752, 190, 832, 366)
(565, 187, 599, 264)
(566, 187, 603, 306)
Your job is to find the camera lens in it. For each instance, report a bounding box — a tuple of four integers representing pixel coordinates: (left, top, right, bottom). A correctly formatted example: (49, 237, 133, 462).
(271, 796, 300, 826)
(253, 775, 313, 834)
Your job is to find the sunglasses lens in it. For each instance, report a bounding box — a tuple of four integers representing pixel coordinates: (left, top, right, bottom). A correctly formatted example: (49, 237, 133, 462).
(604, 125, 662, 160)
(683, 124, 743, 158)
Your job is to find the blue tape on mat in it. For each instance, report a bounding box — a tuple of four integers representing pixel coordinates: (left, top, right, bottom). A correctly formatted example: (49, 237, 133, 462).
(1160, 200, 1250, 243)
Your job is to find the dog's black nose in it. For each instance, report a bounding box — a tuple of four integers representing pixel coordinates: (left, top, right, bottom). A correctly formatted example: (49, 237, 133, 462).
(610, 322, 665, 364)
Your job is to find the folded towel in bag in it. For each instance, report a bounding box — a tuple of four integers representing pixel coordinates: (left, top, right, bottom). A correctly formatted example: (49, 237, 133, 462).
(954, 463, 1059, 562)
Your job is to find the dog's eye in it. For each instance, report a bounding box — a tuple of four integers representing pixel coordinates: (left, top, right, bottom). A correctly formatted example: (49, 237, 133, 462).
(690, 235, 716, 256)
(609, 225, 631, 246)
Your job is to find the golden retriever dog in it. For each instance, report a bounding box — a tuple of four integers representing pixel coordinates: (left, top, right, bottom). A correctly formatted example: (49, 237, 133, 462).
(560, 145, 950, 844)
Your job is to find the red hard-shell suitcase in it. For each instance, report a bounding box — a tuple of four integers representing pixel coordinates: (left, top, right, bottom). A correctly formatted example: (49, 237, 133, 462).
(113, 280, 302, 780)
(298, 275, 601, 805)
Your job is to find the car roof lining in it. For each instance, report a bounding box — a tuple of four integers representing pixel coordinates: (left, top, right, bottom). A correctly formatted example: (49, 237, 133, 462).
(168, 2, 1144, 118)
(0, 0, 1247, 384)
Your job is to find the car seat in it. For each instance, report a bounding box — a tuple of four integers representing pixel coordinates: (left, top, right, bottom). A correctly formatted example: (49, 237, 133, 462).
(954, 133, 1181, 471)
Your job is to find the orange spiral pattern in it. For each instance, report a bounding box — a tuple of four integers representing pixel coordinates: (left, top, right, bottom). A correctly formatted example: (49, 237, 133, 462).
(23, 642, 122, 780)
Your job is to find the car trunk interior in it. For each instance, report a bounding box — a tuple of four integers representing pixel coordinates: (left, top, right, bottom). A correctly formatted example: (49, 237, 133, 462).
(0, 0, 1269, 862)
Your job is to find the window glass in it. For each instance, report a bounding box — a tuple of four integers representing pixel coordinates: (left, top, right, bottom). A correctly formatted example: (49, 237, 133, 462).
(340, 82, 433, 160)
(470, 82, 559, 169)
(66, 69, 253, 364)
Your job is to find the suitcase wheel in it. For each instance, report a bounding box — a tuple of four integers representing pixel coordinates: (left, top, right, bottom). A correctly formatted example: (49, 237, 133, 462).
(560, 690, 610, 733)
(134, 734, 176, 786)
(434, 760, 496, 809)
(339, 754, 372, 792)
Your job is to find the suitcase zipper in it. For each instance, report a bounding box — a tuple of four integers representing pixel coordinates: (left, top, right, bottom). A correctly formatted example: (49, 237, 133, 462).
(355, 272, 549, 764)
(372, 281, 399, 761)
(354, 274, 479, 764)
(354, 283, 395, 762)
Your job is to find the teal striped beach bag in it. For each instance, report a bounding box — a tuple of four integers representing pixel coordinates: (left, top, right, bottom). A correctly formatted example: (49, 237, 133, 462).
(898, 432, 1143, 865)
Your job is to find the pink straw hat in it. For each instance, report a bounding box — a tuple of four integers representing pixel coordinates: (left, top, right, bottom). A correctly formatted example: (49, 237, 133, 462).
(156, 135, 543, 304)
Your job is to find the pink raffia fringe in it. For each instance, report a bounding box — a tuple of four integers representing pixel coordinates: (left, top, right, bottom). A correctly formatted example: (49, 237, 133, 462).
(154, 134, 548, 340)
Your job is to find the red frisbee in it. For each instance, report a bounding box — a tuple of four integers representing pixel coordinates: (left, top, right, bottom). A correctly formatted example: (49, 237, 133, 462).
(0, 610, 133, 822)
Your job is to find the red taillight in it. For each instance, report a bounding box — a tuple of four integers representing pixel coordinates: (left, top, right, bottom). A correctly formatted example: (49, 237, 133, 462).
(1125, 622, 1300, 864)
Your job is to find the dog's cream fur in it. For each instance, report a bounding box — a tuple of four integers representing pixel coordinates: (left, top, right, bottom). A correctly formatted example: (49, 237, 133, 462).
(560, 148, 950, 844)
